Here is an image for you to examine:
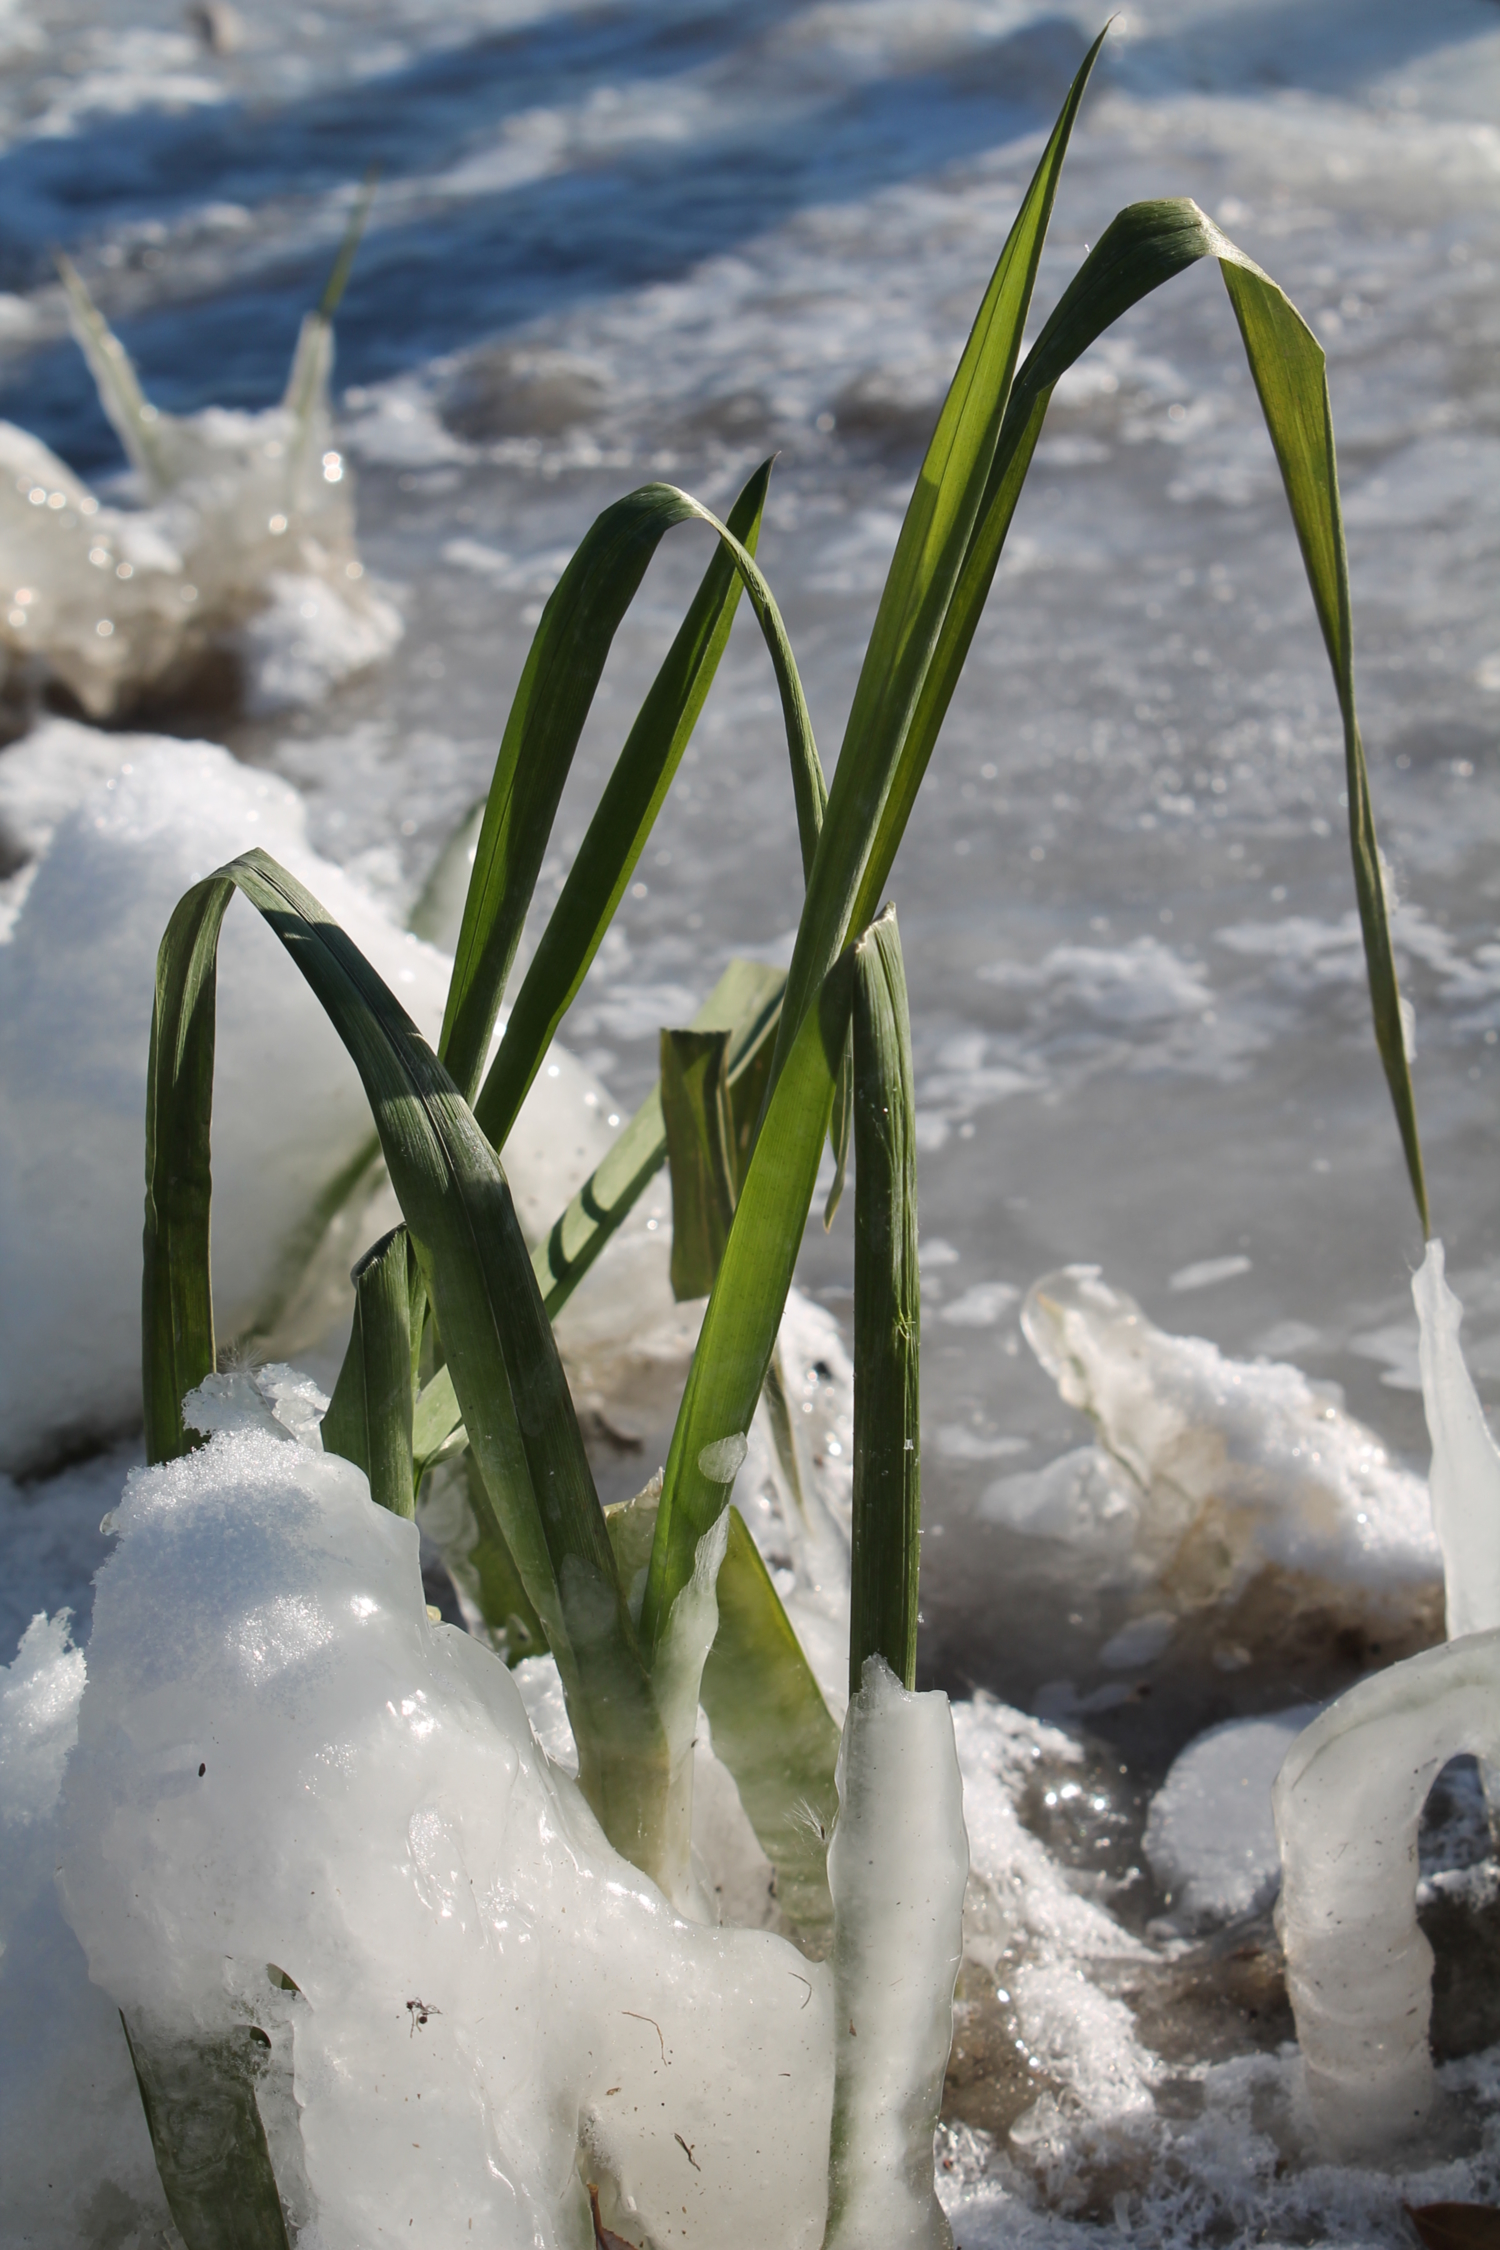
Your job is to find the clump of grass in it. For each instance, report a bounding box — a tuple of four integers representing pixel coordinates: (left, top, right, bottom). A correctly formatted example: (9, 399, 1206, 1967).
(131, 27, 1403, 2241)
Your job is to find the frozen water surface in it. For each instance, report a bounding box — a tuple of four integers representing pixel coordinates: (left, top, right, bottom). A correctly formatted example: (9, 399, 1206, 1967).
(6, 0, 1500, 2239)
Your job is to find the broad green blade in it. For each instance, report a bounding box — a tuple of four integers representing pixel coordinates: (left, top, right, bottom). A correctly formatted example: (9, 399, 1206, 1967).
(323, 1225, 416, 1518)
(122, 2015, 291, 2250)
(143, 850, 666, 1867)
(410, 960, 787, 1476)
(55, 252, 174, 494)
(848, 909, 920, 1696)
(440, 478, 821, 1109)
(640, 948, 856, 1661)
(661, 1027, 737, 1302)
(769, 29, 1105, 1084)
(699, 1507, 840, 1948)
(473, 461, 797, 1149)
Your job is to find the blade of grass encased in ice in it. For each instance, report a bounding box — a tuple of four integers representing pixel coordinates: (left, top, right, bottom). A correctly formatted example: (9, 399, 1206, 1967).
(473, 462, 795, 1149)
(143, 850, 668, 1865)
(700, 1506, 841, 1947)
(122, 2014, 292, 2250)
(640, 949, 856, 1662)
(55, 252, 174, 494)
(769, 30, 1105, 1085)
(322, 1225, 416, 1519)
(441, 478, 822, 1110)
(848, 908, 921, 1696)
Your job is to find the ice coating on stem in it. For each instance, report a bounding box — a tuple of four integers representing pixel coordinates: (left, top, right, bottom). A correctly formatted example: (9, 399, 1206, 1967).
(54, 1380, 835, 2249)
(1272, 1629, 1500, 2158)
(1412, 1237, 1500, 1639)
(0, 300, 398, 720)
(823, 1656, 968, 2250)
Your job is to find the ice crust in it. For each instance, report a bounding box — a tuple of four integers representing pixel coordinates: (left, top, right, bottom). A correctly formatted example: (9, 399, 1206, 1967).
(0, 722, 635, 1475)
(52, 1385, 837, 2250)
(0, 312, 399, 720)
(1009, 1266, 1439, 1653)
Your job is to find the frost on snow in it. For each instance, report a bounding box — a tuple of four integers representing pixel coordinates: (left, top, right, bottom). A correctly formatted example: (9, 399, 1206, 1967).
(0, 272, 398, 721)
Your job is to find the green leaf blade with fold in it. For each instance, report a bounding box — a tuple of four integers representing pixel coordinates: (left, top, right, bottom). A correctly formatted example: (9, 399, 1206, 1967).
(661, 1027, 737, 1302)
(322, 1225, 416, 1519)
(848, 907, 921, 1697)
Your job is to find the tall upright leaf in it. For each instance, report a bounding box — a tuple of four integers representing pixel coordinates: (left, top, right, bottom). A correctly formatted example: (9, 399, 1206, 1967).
(769, 29, 1106, 1085)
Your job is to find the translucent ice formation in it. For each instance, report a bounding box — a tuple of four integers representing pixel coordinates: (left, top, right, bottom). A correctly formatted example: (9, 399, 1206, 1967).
(1013, 1266, 1439, 1659)
(0, 268, 398, 719)
(54, 1379, 837, 2249)
(0, 724, 625, 1473)
(1272, 1631, 1500, 2158)
(824, 1658, 968, 2250)
(1413, 1237, 1500, 1639)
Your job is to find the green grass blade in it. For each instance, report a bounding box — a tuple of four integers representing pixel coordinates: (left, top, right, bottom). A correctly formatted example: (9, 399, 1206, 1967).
(422, 1451, 549, 1662)
(640, 949, 856, 1661)
(143, 850, 666, 1864)
(473, 462, 783, 1149)
(699, 1506, 841, 1947)
(322, 1225, 416, 1518)
(769, 30, 1105, 1083)
(661, 1027, 737, 1301)
(121, 2015, 291, 2250)
(441, 479, 822, 1111)
(1217, 256, 1429, 1235)
(848, 908, 920, 1696)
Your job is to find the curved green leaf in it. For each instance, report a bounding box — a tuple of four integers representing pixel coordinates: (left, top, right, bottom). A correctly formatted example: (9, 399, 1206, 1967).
(143, 848, 666, 1865)
(322, 1225, 416, 1519)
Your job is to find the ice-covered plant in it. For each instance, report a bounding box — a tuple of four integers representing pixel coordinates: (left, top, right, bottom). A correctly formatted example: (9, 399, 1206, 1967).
(0, 185, 397, 718)
(118, 28, 1388, 2238)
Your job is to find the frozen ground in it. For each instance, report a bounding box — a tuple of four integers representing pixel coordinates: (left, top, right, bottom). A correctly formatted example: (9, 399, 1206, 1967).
(5, 1, 1500, 2241)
